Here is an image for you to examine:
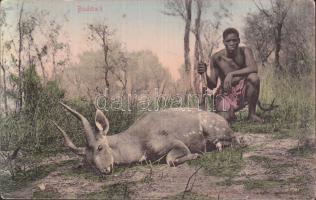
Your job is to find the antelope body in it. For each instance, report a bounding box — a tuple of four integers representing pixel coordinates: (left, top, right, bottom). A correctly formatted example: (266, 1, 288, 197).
(54, 103, 237, 174)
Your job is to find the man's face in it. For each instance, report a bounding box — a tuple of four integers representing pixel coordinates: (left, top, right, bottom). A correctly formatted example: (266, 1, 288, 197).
(223, 33, 240, 52)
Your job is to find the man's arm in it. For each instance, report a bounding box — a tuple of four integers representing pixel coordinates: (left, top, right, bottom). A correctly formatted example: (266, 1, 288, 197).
(206, 56, 219, 89)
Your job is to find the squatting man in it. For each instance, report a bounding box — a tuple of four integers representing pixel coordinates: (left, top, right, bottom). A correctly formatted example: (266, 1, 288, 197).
(198, 27, 263, 123)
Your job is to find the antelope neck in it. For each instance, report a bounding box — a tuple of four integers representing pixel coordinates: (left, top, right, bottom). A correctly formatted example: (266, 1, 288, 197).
(107, 132, 144, 165)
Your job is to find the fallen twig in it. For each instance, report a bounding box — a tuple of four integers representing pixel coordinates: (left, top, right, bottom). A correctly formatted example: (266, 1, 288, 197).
(182, 166, 202, 200)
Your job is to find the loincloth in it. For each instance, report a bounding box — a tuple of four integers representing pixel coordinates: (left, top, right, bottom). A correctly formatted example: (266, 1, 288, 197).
(215, 79, 247, 112)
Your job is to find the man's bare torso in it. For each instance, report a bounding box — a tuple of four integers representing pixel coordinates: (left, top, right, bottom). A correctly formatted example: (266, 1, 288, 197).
(212, 47, 247, 85)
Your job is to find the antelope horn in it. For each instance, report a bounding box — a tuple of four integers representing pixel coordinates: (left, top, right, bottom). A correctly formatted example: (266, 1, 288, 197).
(59, 102, 95, 146)
(257, 98, 279, 112)
(51, 121, 86, 156)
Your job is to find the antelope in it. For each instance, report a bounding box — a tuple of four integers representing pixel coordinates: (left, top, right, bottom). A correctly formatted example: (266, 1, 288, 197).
(53, 102, 241, 174)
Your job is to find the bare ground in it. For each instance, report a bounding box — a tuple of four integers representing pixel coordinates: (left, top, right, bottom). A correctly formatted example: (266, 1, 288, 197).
(2, 133, 316, 200)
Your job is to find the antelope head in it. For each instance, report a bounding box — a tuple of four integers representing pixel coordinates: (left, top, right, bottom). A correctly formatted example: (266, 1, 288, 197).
(52, 103, 114, 174)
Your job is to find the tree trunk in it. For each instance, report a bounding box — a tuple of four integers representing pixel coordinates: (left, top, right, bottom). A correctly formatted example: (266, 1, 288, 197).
(52, 52, 56, 80)
(193, 0, 202, 94)
(122, 69, 128, 98)
(17, 3, 24, 113)
(104, 69, 110, 98)
(274, 23, 282, 71)
(184, 0, 192, 93)
(0, 27, 8, 116)
(35, 48, 47, 82)
(1, 65, 8, 116)
(102, 38, 111, 98)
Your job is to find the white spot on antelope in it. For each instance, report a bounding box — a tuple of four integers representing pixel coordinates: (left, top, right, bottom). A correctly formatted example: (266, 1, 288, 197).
(139, 153, 147, 162)
(189, 131, 196, 135)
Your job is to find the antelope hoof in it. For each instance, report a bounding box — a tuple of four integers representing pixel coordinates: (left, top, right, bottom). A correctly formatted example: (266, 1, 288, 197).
(216, 142, 223, 151)
(189, 153, 201, 160)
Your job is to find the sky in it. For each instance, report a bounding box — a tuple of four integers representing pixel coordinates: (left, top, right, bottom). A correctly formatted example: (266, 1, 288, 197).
(2, 0, 263, 79)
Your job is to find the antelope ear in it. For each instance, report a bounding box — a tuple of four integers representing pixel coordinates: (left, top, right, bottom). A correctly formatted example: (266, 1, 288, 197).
(95, 110, 110, 135)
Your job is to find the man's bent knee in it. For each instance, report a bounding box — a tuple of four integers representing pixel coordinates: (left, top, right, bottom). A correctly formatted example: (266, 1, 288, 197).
(217, 111, 234, 122)
(247, 73, 260, 86)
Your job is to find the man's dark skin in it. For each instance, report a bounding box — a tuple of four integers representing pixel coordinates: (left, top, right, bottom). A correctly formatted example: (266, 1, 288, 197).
(198, 29, 263, 123)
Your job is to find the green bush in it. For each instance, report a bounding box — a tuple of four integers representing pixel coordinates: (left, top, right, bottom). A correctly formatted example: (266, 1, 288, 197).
(259, 65, 315, 127)
(0, 67, 65, 154)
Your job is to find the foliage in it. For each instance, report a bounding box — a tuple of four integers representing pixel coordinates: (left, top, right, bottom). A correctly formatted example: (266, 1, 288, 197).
(281, 1, 315, 76)
(128, 50, 172, 95)
(62, 48, 173, 100)
(0, 68, 65, 161)
(23, 65, 42, 118)
(244, 0, 315, 75)
(260, 65, 315, 125)
(244, 12, 274, 65)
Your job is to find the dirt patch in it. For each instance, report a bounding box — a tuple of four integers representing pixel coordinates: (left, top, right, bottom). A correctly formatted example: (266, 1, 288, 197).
(2, 133, 315, 199)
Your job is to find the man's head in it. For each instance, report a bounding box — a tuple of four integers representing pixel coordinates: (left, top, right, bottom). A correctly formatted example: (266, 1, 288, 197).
(223, 28, 240, 52)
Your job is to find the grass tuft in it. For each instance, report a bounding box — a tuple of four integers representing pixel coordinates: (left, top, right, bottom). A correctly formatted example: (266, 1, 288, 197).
(288, 145, 315, 157)
(0, 163, 57, 194)
(243, 179, 282, 191)
(218, 175, 311, 195)
(163, 192, 215, 200)
(82, 182, 134, 199)
(188, 147, 245, 178)
(32, 187, 60, 199)
(62, 166, 100, 181)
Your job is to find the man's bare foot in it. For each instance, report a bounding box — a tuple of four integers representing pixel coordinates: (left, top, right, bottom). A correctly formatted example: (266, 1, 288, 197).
(248, 114, 264, 123)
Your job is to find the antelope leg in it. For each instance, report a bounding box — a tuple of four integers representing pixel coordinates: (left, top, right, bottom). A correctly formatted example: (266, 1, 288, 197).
(166, 140, 200, 166)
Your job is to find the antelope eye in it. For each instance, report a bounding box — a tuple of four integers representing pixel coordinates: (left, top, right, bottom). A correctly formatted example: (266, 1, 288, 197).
(97, 145, 103, 151)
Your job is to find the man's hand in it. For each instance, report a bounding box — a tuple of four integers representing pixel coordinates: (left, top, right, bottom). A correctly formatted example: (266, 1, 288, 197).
(197, 62, 207, 74)
(224, 73, 233, 91)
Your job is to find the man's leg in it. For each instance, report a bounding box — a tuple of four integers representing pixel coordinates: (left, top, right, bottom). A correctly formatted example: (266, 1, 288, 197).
(217, 111, 235, 123)
(246, 73, 264, 123)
